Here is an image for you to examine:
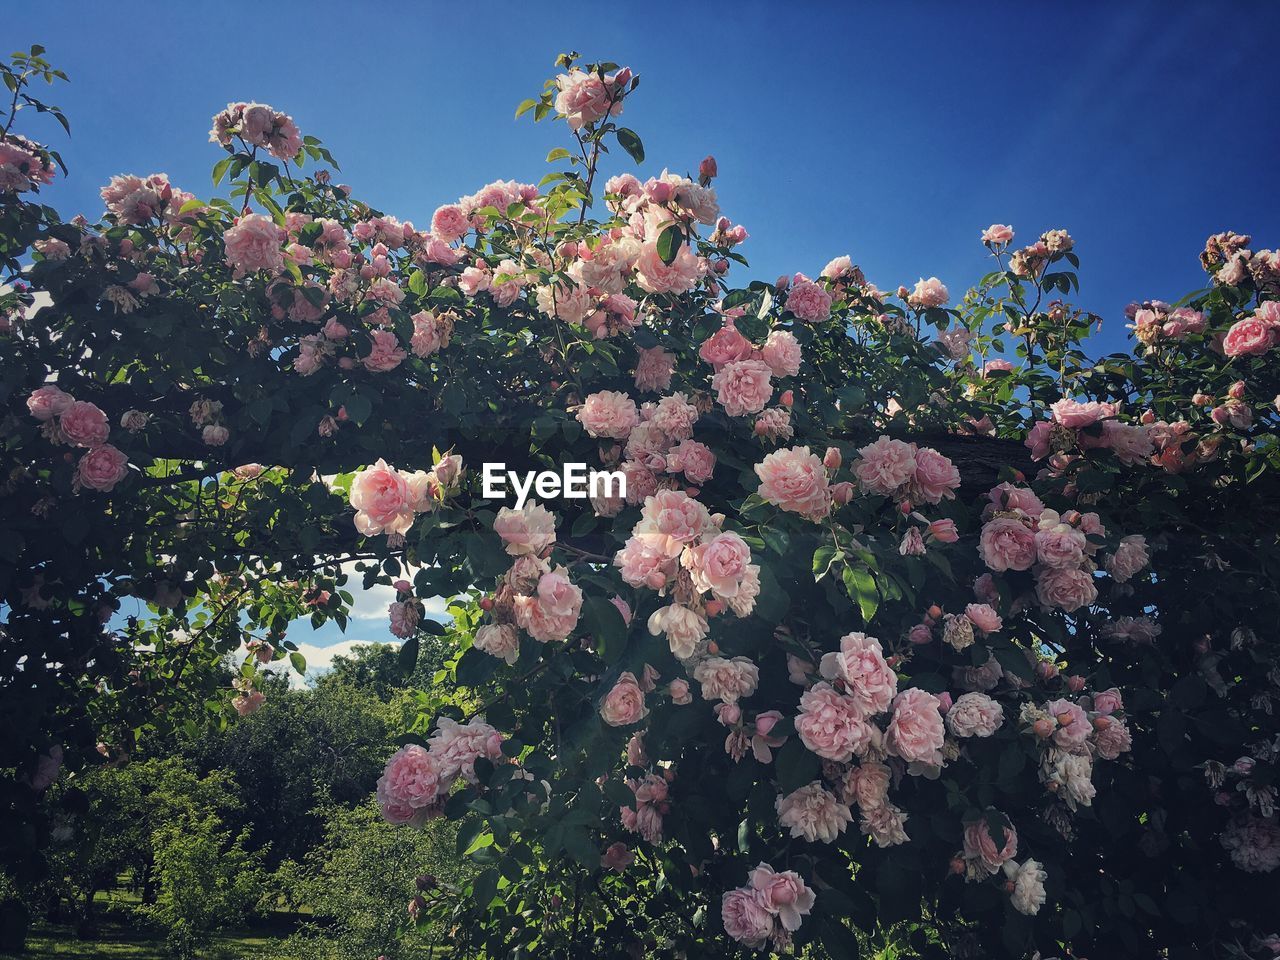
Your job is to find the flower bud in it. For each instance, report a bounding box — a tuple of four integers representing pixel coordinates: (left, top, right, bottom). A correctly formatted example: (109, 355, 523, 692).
(779, 390, 794, 407)
(823, 446, 842, 470)
(699, 155, 718, 183)
(1066, 674, 1085, 692)
(1228, 380, 1246, 400)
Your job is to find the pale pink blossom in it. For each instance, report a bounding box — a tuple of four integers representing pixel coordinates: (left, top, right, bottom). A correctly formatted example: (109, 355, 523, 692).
(494, 503, 555, 557)
(27, 385, 74, 422)
(350, 459, 415, 537)
(908, 276, 949, 309)
(77, 444, 129, 492)
(1034, 566, 1098, 613)
(601, 672, 649, 726)
(854, 436, 917, 496)
(911, 446, 961, 503)
(224, 213, 285, 275)
(979, 516, 1037, 572)
(712, 359, 774, 417)
(946, 692, 1003, 738)
(886, 688, 945, 765)
(60, 401, 110, 448)
(776, 782, 852, 843)
(693, 656, 760, 703)
(819, 632, 897, 716)
(748, 863, 816, 933)
(1105, 534, 1150, 583)
(786, 277, 832, 322)
(760, 330, 802, 377)
(755, 446, 831, 519)
(578, 390, 639, 439)
(964, 818, 1017, 874)
(796, 683, 872, 761)
(965, 603, 1002, 634)
(721, 887, 774, 947)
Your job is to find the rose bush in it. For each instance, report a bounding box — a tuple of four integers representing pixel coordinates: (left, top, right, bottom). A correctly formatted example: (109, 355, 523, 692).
(1, 47, 1279, 959)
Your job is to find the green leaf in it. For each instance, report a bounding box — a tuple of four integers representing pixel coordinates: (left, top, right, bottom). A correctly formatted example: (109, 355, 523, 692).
(581, 595, 627, 664)
(813, 544, 842, 580)
(773, 737, 820, 794)
(546, 147, 573, 163)
(656, 224, 682, 266)
(615, 127, 645, 164)
(471, 867, 499, 907)
(289, 651, 307, 674)
(398, 635, 420, 673)
(514, 98, 538, 119)
(842, 565, 879, 624)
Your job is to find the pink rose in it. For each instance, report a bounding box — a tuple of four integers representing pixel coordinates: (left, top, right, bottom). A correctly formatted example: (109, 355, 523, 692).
(747, 863, 816, 932)
(755, 446, 831, 519)
(982, 224, 1014, 245)
(721, 887, 774, 947)
(76, 448, 129, 496)
(965, 603, 1002, 634)
(796, 682, 872, 761)
(819, 632, 897, 715)
(634, 345, 675, 392)
(377, 744, 441, 824)
(430, 204, 469, 242)
(601, 842, 634, 871)
(911, 446, 961, 503)
(886, 688, 945, 765)
(601, 672, 649, 726)
(1105, 534, 1149, 583)
(362, 329, 407, 373)
(760, 330, 802, 377)
(1222, 315, 1276, 357)
(964, 818, 1018, 874)
(1024, 421, 1053, 460)
(945, 692, 1003, 738)
(1034, 566, 1098, 612)
(712, 359, 773, 416)
(775, 782, 852, 843)
(224, 213, 285, 275)
(554, 69, 624, 131)
(685, 531, 752, 598)
(1092, 687, 1123, 716)
(786, 277, 832, 322)
(1050, 398, 1115, 429)
(60, 401, 111, 448)
(698, 323, 754, 369)
(494, 502, 556, 556)
(578, 390, 639, 439)
(693, 656, 760, 704)
(474, 623, 520, 665)
(978, 516, 1037, 572)
(854, 436, 917, 497)
(1046, 698, 1090, 748)
(27, 385, 74, 421)
(908, 276, 949, 309)
(350, 459, 415, 537)
(635, 241, 704, 295)
(665, 439, 716, 484)
(669, 678, 692, 704)
(928, 519, 959, 543)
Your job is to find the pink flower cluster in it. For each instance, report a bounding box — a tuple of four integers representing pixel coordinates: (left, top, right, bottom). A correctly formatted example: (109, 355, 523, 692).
(377, 716, 504, 826)
(0, 134, 55, 193)
(852, 436, 960, 504)
(553, 66, 631, 131)
(349, 456, 458, 537)
(698, 322, 802, 420)
(27, 386, 128, 492)
(1020, 686, 1132, 813)
(613, 489, 759, 658)
(209, 102, 303, 161)
(721, 863, 815, 950)
(978, 488, 1114, 613)
(618, 771, 668, 843)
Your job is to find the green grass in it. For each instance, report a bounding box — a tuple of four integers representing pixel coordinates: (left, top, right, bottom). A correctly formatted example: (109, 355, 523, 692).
(1, 919, 272, 959)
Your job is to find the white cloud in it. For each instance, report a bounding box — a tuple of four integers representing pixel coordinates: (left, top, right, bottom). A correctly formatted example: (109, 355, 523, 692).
(261, 637, 400, 690)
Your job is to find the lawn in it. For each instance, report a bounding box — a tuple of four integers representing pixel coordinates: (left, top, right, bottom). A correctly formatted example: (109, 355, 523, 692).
(0, 886, 304, 960)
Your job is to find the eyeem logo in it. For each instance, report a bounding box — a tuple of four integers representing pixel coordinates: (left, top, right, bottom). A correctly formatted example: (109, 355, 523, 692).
(482, 463, 626, 510)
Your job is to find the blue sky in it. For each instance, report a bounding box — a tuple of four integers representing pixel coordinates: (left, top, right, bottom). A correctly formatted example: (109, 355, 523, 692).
(13, 2, 1279, 660)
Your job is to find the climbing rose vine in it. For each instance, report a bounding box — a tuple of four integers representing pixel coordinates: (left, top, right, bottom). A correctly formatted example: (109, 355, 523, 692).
(3, 48, 1279, 959)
